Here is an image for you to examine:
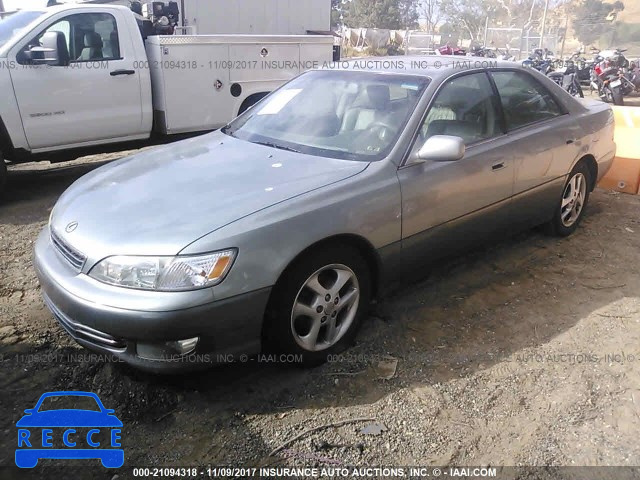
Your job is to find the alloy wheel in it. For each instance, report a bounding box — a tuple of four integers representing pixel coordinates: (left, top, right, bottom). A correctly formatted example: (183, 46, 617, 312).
(561, 172, 587, 227)
(290, 264, 360, 352)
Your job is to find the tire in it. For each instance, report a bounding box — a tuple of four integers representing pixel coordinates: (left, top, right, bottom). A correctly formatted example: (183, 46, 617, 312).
(611, 86, 624, 106)
(264, 244, 372, 367)
(545, 162, 592, 237)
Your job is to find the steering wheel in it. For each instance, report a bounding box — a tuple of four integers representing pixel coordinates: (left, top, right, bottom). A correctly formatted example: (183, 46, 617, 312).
(368, 121, 396, 141)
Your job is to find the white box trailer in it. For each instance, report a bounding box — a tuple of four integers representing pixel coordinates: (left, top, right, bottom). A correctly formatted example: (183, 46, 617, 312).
(177, 0, 330, 35)
(146, 34, 334, 134)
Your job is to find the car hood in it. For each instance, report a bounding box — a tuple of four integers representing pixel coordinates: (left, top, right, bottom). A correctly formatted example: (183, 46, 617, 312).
(16, 410, 123, 428)
(50, 132, 369, 257)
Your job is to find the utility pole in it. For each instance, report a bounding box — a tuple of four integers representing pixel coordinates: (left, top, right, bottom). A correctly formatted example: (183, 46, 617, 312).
(559, 11, 569, 59)
(484, 16, 489, 47)
(539, 0, 550, 51)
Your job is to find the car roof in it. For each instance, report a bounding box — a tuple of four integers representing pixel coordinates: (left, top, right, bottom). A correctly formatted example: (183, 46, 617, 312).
(326, 55, 525, 80)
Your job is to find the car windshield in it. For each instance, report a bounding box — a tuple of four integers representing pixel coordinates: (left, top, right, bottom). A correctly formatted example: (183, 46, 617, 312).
(38, 395, 101, 412)
(222, 70, 429, 162)
(0, 10, 45, 49)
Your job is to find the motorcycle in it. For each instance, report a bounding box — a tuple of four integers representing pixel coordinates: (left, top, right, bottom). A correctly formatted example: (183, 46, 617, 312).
(523, 52, 583, 97)
(590, 49, 630, 105)
(437, 44, 467, 56)
(565, 50, 592, 85)
(619, 58, 640, 95)
(548, 60, 584, 97)
(467, 45, 497, 58)
(497, 49, 517, 61)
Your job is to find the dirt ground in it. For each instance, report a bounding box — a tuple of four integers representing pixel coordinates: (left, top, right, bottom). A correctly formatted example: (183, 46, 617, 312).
(1, 141, 640, 479)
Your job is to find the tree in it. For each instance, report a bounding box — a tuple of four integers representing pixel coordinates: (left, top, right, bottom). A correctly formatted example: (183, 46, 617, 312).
(418, 0, 444, 33)
(573, 0, 624, 45)
(331, 0, 343, 29)
(438, 0, 494, 40)
(343, 0, 420, 30)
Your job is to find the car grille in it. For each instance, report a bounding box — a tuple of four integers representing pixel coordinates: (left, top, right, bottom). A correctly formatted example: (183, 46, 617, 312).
(43, 295, 126, 351)
(51, 229, 86, 271)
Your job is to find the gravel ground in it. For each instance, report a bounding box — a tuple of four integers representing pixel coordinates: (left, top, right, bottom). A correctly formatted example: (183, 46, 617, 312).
(1, 149, 639, 479)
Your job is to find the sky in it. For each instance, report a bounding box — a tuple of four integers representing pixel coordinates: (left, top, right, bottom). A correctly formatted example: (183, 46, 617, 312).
(4, 0, 50, 10)
(3, 0, 76, 11)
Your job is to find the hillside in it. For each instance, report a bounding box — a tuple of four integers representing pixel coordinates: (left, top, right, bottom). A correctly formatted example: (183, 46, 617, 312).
(615, 1, 640, 24)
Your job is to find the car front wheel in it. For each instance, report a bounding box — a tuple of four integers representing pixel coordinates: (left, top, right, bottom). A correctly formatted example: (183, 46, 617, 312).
(265, 244, 372, 366)
(545, 162, 591, 237)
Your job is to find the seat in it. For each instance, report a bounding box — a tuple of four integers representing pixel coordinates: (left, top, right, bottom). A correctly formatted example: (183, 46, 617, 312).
(77, 32, 103, 61)
(425, 119, 482, 143)
(103, 30, 120, 59)
(341, 85, 391, 132)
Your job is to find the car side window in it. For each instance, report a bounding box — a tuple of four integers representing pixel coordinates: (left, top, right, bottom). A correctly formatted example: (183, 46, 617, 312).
(414, 72, 502, 148)
(24, 13, 120, 64)
(491, 71, 563, 130)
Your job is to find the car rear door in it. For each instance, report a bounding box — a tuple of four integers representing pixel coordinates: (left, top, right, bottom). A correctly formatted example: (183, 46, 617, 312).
(8, 8, 145, 151)
(397, 71, 516, 264)
(489, 69, 578, 230)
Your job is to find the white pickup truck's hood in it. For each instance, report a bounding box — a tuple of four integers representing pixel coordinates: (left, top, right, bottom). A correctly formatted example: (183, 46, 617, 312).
(50, 132, 368, 258)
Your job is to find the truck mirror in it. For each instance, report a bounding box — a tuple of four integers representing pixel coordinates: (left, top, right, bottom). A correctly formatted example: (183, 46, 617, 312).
(29, 31, 70, 66)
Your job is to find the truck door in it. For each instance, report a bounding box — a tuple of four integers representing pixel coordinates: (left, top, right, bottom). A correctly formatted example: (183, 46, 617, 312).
(9, 9, 145, 151)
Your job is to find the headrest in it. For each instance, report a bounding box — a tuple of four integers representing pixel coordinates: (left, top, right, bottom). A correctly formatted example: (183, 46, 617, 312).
(434, 85, 480, 108)
(83, 32, 103, 48)
(366, 85, 390, 110)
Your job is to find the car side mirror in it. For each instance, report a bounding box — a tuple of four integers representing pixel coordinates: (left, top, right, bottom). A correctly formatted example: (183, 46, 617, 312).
(411, 135, 465, 163)
(25, 31, 70, 66)
(105, 409, 115, 414)
(24, 409, 34, 414)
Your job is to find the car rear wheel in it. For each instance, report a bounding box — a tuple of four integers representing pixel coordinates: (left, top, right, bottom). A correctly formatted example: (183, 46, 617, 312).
(545, 162, 591, 237)
(264, 244, 372, 367)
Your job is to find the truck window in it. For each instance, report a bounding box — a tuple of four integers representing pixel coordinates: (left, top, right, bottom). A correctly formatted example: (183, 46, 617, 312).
(44, 20, 71, 54)
(22, 12, 121, 64)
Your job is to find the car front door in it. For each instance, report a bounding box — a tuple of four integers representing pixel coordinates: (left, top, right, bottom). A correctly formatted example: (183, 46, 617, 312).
(397, 71, 516, 265)
(8, 9, 145, 151)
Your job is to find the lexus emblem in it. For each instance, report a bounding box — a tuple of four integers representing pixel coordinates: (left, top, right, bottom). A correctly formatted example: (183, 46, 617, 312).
(65, 222, 78, 233)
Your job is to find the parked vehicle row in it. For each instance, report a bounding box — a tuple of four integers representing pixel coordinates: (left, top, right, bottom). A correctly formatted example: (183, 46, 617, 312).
(34, 57, 616, 373)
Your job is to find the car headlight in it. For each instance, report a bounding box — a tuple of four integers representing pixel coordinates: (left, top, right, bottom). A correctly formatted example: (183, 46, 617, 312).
(88, 249, 237, 291)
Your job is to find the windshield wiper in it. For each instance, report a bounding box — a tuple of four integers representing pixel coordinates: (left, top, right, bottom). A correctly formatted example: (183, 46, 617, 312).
(253, 140, 302, 154)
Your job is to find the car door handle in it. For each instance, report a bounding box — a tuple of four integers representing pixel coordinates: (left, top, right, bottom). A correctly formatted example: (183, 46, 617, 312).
(110, 69, 136, 76)
(492, 162, 506, 171)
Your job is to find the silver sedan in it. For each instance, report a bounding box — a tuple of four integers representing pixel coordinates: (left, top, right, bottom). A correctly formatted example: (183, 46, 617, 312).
(34, 58, 616, 372)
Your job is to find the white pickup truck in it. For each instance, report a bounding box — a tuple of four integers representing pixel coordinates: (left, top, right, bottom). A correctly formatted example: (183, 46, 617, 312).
(0, 4, 333, 194)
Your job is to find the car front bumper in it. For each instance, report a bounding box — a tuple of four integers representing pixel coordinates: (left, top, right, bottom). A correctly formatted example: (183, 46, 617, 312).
(34, 227, 271, 373)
